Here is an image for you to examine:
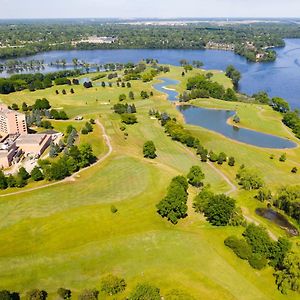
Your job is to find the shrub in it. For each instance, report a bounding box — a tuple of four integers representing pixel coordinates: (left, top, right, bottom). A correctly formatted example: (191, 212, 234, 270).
(121, 114, 137, 124)
(224, 236, 252, 260)
(291, 167, 298, 173)
(279, 153, 287, 162)
(78, 289, 99, 300)
(128, 283, 160, 300)
(248, 253, 268, 270)
(165, 289, 195, 300)
(100, 274, 126, 295)
(111, 205, 118, 213)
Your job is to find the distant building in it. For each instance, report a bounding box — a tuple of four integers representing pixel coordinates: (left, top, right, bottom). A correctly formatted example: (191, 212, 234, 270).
(0, 104, 27, 136)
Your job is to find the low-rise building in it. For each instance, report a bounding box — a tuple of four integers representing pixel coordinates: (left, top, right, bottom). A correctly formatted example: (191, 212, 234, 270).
(16, 134, 52, 156)
(0, 134, 22, 168)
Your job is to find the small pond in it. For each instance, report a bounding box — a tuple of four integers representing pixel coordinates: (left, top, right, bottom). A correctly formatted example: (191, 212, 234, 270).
(256, 208, 299, 236)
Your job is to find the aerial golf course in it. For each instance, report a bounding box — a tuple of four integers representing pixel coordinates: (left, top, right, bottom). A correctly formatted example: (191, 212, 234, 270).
(0, 65, 299, 300)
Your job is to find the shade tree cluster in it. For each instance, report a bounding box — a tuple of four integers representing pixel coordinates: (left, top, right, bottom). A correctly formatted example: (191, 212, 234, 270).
(179, 74, 238, 102)
(224, 223, 299, 294)
(0, 70, 81, 94)
(0, 166, 43, 190)
(193, 186, 244, 226)
(0, 276, 195, 300)
(162, 117, 236, 167)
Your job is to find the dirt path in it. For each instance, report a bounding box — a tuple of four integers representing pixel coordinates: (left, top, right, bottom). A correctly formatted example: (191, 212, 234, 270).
(207, 161, 237, 195)
(0, 120, 112, 198)
(178, 142, 237, 195)
(243, 213, 277, 241)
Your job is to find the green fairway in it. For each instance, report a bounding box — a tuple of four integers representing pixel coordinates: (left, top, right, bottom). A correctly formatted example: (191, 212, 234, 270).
(0, 65, 299, 299)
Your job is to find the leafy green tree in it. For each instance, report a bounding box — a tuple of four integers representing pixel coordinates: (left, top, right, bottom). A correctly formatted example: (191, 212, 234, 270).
(31, 166, 44, 181)
(119, 94, 127, 101)
(18, 167, 30, 180)
(0, 170, 8, 190)
(128, 283, 160, 300)
(217, 152, 227, 165)
(100, 274, 126, 295)
(236, 166, 264, 190)
(228, 156, 235, 166)
(253, 91, 270, 104)
(225, 65, 241, 89)
(143, 141, 157, 159)
(79, 143, 95, 168)
(271, 97, 290, 113)
(57, 288, 71, 300)
(0, 290, 19, 300)
(187, 166, 205, 187)
(243, 224, 272, 256)
(204, 194, 236, 226)
(291, 167, 298, 173)
(157, 176, 188, 224)
(269, 237, 291, 269)
(208, 151, 218, 162)
(193, 186, 214, 213)
(224, 88, 237, 101)
(6, 175, 16, 188)
(129, 91, 135, 100)
(255, 187, 272, 202)
(279, 153, 287, 162)
(11, 103, 19, 110)
(275, 252, 300, 294)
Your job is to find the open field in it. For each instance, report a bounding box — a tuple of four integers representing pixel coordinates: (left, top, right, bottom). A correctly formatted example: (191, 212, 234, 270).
(0, 65, 299, 299)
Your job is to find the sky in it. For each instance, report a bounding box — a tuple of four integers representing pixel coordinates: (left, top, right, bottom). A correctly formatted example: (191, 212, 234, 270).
(1, 0, 300, 19)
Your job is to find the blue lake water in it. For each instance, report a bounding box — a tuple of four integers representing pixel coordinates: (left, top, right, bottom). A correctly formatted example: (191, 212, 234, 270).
(153, 78, 180, 101)
(1, 39, 300, 108)
(153, 78, 297, 149)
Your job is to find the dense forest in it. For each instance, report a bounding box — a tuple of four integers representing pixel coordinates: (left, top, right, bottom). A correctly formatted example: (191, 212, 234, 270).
(1, 21, 300, 61)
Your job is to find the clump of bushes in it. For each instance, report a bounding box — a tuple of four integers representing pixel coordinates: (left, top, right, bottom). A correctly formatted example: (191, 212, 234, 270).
(224, 236, 252, 260)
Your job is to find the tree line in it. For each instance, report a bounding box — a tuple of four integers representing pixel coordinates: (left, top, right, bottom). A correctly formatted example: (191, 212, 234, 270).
(0, 275, 195, 300)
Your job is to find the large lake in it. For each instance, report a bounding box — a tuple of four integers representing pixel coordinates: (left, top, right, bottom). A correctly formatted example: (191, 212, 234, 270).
(1, 39, 300, 108)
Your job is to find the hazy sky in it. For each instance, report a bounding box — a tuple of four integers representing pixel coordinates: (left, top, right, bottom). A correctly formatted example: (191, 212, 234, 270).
(1, 0, 300, 19)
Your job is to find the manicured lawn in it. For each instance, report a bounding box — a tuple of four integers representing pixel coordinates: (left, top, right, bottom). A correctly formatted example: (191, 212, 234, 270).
(0, 65, 299, 299)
